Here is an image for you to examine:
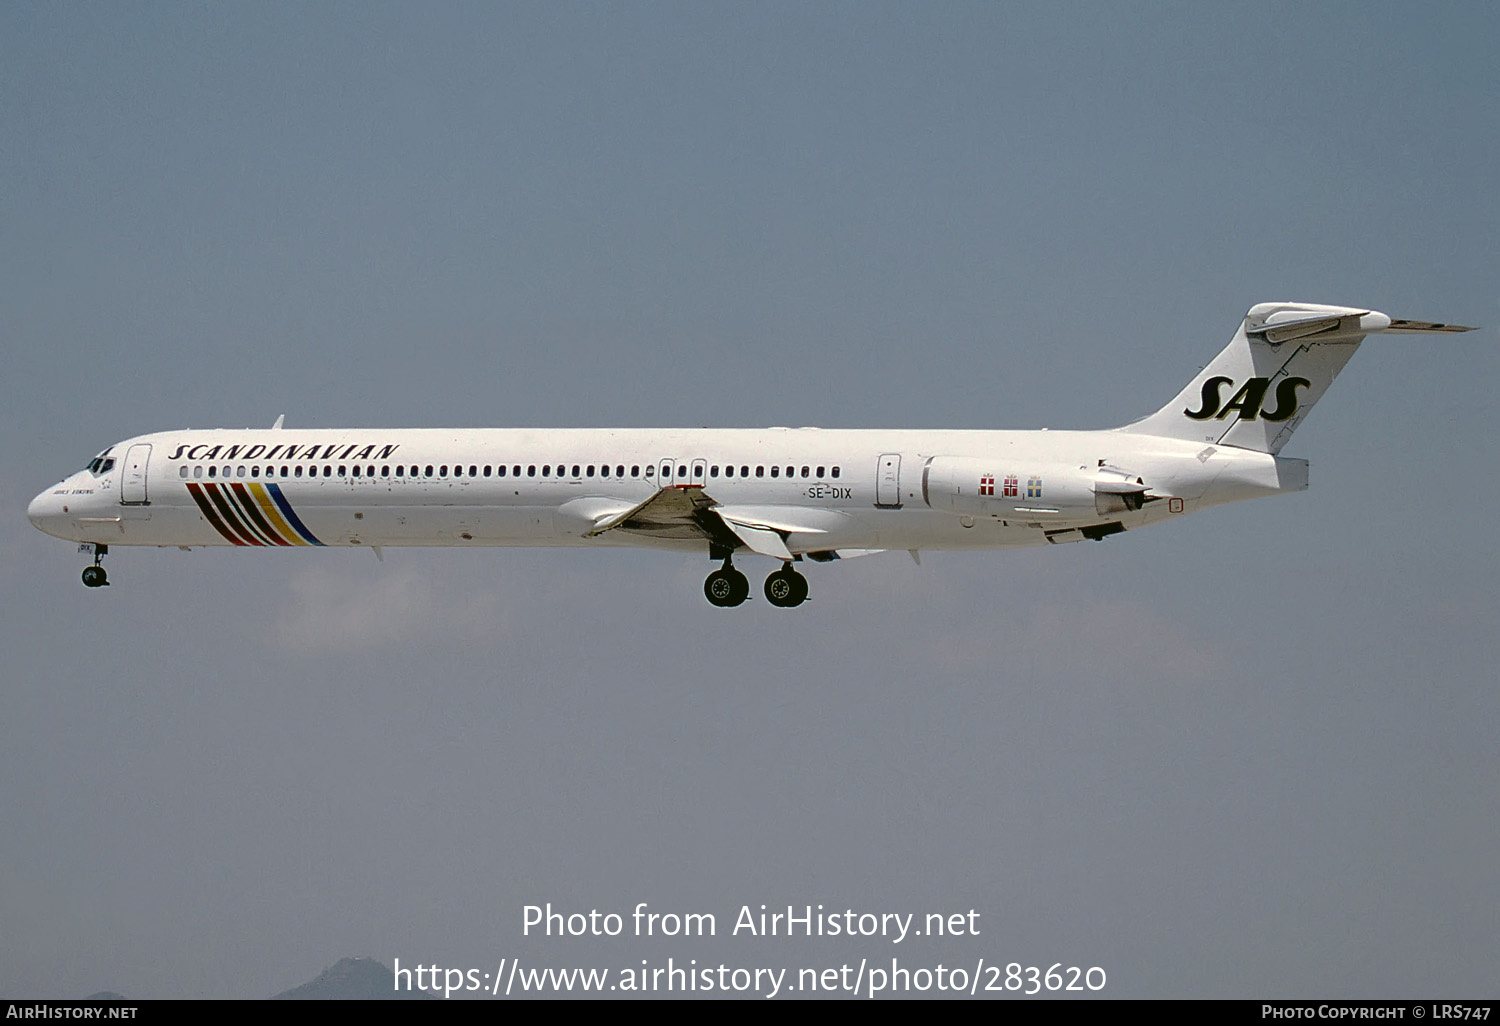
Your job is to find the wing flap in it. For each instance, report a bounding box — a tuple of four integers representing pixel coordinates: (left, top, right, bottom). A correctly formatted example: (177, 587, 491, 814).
(584, 485, 717, 538)
(586, 489, 857, 559)
(719, 521, 793, 560)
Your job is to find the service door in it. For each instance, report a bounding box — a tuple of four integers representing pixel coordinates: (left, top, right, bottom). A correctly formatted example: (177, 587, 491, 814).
(875, 453, 902, 508)
(121, 444, 151, 505)
(656, 458, 675, 489)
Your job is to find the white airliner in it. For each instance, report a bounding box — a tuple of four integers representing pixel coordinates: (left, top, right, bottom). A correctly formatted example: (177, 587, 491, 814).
(29, 302, 1471, 606)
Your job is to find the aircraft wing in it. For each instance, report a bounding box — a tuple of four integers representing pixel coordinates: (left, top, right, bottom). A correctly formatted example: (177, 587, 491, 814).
(713, 510, 794, 559)
(585, 486, 854, 560)
(584, 484, 741, 548)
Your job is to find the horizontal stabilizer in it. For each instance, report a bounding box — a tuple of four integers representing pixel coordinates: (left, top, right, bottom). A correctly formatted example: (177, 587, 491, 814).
(1381, 319, 1475, 334)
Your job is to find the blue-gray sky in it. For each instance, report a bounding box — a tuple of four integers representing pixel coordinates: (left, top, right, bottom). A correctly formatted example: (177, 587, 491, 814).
(3, 2, 1497, 999)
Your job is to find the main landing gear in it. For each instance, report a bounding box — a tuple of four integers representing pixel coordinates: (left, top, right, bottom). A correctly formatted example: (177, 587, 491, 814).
(763, 565, 808, 608)
(704, 561, 751, 608)
(702, 558, 809, 608)
(81, 544, 109, 588)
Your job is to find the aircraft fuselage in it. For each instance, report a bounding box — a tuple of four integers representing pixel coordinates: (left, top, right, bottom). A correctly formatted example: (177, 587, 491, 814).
(29, 303, 1470, 604)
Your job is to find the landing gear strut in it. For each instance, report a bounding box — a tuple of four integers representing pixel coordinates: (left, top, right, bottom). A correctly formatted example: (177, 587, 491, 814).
(764, 564, 808, 608)
(703, 558, 750, 608)
(81, 544, 109, 588)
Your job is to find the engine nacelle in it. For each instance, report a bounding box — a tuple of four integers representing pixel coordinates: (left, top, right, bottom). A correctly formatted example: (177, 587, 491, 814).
(920, 456, 1149, 524)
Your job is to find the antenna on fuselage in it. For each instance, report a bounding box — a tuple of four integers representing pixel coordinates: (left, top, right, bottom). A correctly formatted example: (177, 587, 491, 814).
(271, 414, 285, 430)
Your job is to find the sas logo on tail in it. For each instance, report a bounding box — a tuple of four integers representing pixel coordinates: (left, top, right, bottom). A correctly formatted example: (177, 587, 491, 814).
(1184, 376, 1311, 422)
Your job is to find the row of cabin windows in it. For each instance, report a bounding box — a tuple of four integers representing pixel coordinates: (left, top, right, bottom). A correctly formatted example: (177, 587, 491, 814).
(179, 463, 844, 481)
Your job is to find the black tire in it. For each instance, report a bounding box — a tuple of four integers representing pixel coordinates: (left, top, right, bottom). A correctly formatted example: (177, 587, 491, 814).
(727, 568, 750, 606)
(705, 568, 746, 607)
(81, 565, 108, 588)
(764, 568, 807, 607)
(787, 568, 808, 605)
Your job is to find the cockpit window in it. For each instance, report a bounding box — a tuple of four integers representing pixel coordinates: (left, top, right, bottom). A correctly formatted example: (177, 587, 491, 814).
(85, 457, 116, 476)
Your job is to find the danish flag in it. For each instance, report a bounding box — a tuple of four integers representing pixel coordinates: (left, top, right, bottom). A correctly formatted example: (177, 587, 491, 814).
(979, 474, 996, 496)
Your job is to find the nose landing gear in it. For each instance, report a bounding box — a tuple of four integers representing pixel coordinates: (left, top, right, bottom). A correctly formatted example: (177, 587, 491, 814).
(81, 544, 109, 588)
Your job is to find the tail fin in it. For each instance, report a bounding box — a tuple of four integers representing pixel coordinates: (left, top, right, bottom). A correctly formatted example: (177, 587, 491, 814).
(1120, 302, 1473, 454)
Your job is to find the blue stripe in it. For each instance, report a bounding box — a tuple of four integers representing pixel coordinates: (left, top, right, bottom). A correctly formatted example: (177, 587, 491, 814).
(266, 483, 325, 546)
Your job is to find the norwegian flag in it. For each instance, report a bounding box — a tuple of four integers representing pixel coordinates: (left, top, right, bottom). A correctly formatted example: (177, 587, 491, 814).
(979, 474, 995, 496)
(1003, 474, 1019, 498)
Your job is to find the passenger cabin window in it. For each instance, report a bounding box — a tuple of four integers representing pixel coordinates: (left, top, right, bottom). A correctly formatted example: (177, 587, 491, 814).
(179, 467, 188, 478)
(770, 466, 779, 478)
(832, 467, 840, 478)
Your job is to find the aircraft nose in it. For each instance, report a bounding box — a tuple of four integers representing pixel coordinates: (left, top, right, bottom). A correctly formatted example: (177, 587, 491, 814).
(27, 486, 70, 538)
